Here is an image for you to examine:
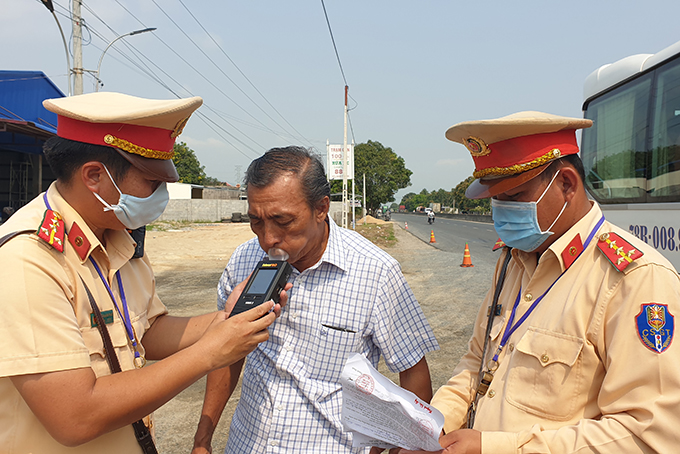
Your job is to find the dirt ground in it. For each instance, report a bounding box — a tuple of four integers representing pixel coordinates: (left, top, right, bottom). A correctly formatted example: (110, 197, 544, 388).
(146, 221, 493, 453)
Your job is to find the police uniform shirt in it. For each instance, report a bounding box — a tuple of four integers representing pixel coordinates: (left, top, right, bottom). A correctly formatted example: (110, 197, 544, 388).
(431, 202, 680, 453)
(0, 183, 168, 453)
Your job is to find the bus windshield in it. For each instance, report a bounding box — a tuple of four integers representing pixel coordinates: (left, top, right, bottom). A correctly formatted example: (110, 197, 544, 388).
(582, 55, 680, 203)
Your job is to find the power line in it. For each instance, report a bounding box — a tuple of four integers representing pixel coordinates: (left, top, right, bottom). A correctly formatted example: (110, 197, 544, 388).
(176, 0, 316, 149)
(320, 0, 348, 86)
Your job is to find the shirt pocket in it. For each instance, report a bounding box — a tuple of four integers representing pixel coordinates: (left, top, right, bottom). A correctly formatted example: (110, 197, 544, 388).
(506, 327, 584, 420)
(303, 322, 360, 384)
(81, 320, 132, 376)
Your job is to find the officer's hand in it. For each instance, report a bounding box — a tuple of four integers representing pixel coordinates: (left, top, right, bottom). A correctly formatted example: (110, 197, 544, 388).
(391, 429, 481, 454)
(199, 302, 276, 371)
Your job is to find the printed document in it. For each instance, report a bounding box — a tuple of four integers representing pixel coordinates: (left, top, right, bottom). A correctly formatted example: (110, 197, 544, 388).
(341, 353, 444, 451)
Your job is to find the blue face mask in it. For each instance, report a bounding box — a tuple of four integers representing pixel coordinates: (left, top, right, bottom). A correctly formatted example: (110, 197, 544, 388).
(93, 164, 169, 230)
(491, 170, 567, 252)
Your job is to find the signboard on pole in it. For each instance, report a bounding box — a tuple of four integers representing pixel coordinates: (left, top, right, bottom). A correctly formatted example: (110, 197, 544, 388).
(327, 144, 354, 180)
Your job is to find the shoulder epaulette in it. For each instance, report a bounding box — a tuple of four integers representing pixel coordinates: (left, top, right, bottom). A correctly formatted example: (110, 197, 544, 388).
(37, 209, 65, 253)
(597, 232, 643, 272)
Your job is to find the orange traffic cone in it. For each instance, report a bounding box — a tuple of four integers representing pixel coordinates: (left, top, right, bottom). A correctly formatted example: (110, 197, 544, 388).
(429, 230, 436, 243)
(405, 222, 408, 230)
(461, 243, 474, 267)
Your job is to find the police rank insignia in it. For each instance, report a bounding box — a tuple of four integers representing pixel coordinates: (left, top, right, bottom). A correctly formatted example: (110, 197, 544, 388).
(37, 209, 65, 253)
(597, 232, 643, 272)
(636, 304, 674, 353)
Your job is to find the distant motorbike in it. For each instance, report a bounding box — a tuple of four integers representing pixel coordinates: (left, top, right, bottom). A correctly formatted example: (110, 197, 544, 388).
(427, 216, 434, 224)
(384, 212, 391, 221)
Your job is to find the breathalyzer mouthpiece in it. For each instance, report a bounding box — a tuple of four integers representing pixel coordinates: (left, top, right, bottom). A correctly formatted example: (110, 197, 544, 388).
(268, 247, 289, 261)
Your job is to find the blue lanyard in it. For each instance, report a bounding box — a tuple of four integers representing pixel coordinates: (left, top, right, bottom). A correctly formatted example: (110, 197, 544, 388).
(88, 257, 141, 361)
(43, 193, 143, 364)
(490, 215, 606, 365)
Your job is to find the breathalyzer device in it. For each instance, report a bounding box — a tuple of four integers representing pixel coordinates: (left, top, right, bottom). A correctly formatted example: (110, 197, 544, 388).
(230, 253, 292, 317)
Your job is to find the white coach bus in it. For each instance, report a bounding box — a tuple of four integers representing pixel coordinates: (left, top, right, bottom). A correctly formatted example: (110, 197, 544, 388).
(582, 39, 680, 270)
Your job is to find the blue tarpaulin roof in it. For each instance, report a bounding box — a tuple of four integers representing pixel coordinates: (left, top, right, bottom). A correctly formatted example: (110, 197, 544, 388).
(0, 70, 65, 154)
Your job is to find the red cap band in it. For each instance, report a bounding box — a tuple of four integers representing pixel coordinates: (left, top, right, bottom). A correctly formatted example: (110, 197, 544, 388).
(472, 130, 579, 178)
(57, 115, 175, 158)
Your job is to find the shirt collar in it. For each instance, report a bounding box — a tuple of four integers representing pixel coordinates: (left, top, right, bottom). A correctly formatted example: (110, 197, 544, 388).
(46, 182, 136, 267)
(304, 216, 348, 273)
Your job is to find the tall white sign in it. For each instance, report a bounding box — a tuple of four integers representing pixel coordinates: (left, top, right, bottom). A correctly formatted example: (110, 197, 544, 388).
(327, 144, 354, 180)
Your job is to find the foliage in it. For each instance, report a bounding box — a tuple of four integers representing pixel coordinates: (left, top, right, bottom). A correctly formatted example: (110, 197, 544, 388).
(203, 176, 223, 186)
(172, 142, 206, 185)
(451, 176, 491, 213)
(400, 177, 490, 213)
(331, 140, 412, 213)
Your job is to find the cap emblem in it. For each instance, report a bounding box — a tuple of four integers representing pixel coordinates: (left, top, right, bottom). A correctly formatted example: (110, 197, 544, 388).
(464, 136, 490, 157)
(104, 134, 174, 161)
(171, 116, 190, 138)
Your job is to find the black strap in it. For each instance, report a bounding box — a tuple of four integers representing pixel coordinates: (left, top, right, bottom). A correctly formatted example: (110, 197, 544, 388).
(466, 247, 513, 429)
(0, 229, 35, 248)
(78, 276, 158, 454)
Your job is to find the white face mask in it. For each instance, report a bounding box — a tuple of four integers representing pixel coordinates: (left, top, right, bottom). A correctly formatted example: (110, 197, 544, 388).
(93, 164, 169, 230)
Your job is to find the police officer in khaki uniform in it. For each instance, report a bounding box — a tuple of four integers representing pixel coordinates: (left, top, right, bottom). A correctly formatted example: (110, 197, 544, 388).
(0, 92, 286, 453)
(397, 112, 680, 454)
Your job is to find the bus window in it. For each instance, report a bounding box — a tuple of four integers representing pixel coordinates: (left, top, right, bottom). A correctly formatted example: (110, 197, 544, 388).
(650, 59, 680, 199)
(582, 74, 651, 203)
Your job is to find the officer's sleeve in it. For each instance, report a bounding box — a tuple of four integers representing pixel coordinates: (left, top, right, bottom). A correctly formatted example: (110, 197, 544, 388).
(370, 260, 439, 374)
(431, 249, 512, 434)
(431, 285, 494, 433)
(481, 262, 680, 454)
(0, 236, 90, 377)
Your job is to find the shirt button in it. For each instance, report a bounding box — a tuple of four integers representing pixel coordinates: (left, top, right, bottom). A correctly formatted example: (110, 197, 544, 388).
(285, 345, 293, 352)
(488, 389, 496, 398)
(524, 293, 533, 302)
(269, 440, 279, 446)
(291, 312, 298, 320)
(277, 404, 283, 411)
(508, 343, 514, 352)
(541, 354, 549, 363)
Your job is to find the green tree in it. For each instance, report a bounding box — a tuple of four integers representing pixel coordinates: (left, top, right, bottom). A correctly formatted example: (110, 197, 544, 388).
(203, 176, 223, 186)
(400, 190, 430, 211)
(332, 140, 412, 213)
(452, 176, 491, 213)
(172, 142, 206, 185)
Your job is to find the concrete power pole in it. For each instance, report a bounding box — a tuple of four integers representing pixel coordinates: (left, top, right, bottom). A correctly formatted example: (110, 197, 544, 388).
(341, 85, 348, 229)
(72, 0, 83, 95)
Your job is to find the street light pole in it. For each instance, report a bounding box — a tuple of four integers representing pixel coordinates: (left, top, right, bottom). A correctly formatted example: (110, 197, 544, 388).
(39, 0, 71, 96)
(95, 27, 157, 92)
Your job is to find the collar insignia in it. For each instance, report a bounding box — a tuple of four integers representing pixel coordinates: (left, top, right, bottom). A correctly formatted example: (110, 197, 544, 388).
(68, 221, 91, 261)
(561, 234, 583, 270)
(597, 232, 643, 272)
(37, 209, 65, 253)
(636, 303, 674, 353)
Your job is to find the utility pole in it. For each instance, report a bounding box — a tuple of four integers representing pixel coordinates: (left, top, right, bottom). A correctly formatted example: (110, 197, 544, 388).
(351, 140, 355, 229)
(362, 173, 366, 225)
(342, 85, 348, 229)
(72, 0, 84, 95)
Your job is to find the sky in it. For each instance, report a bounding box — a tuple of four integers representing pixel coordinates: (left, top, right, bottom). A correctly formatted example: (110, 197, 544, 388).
(3, 0, 680, 202)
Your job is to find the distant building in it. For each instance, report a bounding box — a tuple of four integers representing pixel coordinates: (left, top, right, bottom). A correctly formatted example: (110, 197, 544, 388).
(0, 71, 64, 210)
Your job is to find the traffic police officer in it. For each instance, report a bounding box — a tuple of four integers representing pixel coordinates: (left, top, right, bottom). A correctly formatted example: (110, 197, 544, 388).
(0, 92, 284, 453)
(398, 111, 680, 453)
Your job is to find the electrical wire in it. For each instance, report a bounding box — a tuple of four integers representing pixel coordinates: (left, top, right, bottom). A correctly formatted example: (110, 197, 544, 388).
(320, 0, 348, 86)
(176, 0, 316, 149)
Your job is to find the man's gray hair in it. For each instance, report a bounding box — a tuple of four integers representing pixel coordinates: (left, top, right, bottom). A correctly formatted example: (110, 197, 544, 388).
(245, 146, 331, 208)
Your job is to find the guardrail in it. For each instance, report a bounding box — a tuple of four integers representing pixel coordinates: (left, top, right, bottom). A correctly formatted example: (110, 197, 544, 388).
(395, 211, 493, 224)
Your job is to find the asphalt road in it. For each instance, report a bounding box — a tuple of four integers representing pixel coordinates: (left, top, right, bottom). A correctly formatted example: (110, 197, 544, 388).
(390, 212, 500, 266)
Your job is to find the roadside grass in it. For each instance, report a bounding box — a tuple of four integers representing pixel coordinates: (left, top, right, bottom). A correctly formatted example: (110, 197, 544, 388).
(356, 223, 397, 248)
